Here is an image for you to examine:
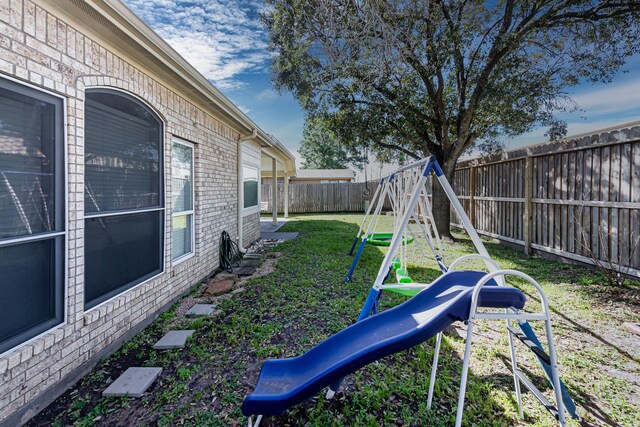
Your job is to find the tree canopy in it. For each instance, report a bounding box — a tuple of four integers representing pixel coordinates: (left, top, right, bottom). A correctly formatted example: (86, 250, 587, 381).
(263, 0, 640, 235)
(298, 117, 360, 169)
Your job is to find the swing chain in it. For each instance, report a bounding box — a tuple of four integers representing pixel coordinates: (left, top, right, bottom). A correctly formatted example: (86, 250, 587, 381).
(362, 144, 371, 195)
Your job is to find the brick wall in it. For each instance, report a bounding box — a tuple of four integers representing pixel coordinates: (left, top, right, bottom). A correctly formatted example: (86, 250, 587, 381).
(243, 212, 261, 247)
(0, 1, 258, 423)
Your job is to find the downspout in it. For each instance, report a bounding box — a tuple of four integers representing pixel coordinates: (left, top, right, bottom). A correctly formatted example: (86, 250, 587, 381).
(238, 128, 257, 252)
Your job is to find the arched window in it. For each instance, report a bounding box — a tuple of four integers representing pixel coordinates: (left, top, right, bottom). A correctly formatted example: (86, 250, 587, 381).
(84, 89, 164, 309)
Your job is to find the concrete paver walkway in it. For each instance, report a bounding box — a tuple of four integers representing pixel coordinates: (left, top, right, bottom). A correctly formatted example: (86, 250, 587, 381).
(259, 218, 289, 233)
(103, 367, 162, 397)
(186, 304, 216, 317)
(152, 330, 195, 350)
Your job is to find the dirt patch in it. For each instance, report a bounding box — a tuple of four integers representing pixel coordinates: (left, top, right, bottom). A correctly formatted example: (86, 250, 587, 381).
(27, 240, 283, 427)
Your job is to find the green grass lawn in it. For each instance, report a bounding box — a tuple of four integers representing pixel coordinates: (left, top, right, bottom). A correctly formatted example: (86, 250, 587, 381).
(31, 214, 640, 427)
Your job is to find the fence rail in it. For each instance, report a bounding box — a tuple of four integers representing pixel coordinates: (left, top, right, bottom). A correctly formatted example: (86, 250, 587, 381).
(452, 125, 640, 276)
(261, 125, 640, 275)
(261, 181, 391, 214)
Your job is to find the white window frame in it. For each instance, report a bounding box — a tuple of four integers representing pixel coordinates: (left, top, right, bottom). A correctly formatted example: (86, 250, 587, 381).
(242, 164, 260, 215)
(172, 138, 196, 264)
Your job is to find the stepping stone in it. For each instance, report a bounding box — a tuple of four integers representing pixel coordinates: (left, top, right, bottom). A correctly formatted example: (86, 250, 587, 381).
(152, 330, 195, 350)
(103, 367, 162, 397)
(186, 303, 216, 317)
(204, 279, 234, 296)
(215, 272, 238, 282)
(234, 260, 261, 276)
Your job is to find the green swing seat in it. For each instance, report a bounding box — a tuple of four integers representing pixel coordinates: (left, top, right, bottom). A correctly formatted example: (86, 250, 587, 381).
(366, 232, 414, 246)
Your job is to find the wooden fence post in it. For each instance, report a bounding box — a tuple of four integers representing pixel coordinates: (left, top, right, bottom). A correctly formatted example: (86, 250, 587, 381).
(523, 157, 533, 255)
(469, 166, 477, 227)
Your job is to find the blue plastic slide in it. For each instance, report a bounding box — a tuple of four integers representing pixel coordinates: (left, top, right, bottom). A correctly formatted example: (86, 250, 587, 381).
(242, 271, 526, 416)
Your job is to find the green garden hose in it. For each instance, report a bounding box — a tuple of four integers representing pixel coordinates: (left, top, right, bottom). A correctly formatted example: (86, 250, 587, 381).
(219, 230, 242, 273)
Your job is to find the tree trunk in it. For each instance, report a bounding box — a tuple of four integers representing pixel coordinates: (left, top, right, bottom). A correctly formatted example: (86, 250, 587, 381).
(431, 160, 457, 239)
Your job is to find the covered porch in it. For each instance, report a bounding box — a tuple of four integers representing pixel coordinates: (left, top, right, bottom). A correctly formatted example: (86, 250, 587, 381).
(260, 147, 295, 225)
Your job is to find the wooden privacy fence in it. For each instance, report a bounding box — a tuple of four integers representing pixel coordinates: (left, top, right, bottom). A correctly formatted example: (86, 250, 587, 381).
(261, 181, 391, 214)
(452, 124, 640, 276)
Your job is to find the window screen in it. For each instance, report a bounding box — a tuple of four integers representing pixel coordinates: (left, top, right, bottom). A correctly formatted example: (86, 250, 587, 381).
(0, 239, 62, 349)
(85, 93, 161, 213)
(0, 86, 56, 238)
(84, 90, 164, 309)
(243, 166, 258, 209)
(85, 212, 163, 307)
(172, 214, 192, 260)
(0, 78, 64, 354)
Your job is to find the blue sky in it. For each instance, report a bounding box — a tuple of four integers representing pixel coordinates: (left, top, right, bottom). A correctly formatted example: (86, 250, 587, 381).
(123, 0, 305, 158)
(124, 0, 640, 170)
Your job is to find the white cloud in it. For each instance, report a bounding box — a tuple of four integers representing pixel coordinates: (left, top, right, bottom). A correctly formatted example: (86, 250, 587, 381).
(256, 89, 278, 101)
(124, 0, 272, 90)
(505, 115, 640, 151)
(503, 80, 640, 151)
(565, 117, 640, 135)
(571, 80, 640, 116)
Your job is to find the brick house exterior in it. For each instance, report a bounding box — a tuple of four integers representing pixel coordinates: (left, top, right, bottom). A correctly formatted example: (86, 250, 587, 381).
(0, 1, 294, 424)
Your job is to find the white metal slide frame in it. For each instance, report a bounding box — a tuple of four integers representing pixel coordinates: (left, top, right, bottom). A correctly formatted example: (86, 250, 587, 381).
(453, 269, 566, 427)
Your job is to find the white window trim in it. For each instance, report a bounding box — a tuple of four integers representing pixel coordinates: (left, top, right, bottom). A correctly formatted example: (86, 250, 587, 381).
(244, 206, 260, 216)
(83, 270, 165, 314)
(85, 206, 164, 219)
(172, 138, 196, 264)
(242, 164, 260, 215)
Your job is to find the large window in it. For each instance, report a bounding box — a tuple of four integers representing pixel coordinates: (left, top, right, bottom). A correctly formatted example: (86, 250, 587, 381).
(172, 139, 194, 262)
(0, 78, 64, 354)
(243, 165, 259, 209)
(84, 89, 164, 309)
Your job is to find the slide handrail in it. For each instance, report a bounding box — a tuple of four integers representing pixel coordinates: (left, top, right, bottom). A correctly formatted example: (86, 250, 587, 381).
(448, 254, 500, 272)
(470, 269, 550, 320)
